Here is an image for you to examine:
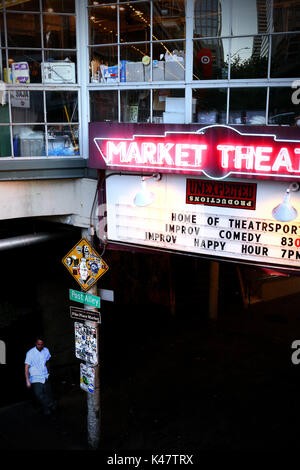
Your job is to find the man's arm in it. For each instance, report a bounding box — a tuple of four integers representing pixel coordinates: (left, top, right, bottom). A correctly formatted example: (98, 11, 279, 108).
(25, 364, 31, 388)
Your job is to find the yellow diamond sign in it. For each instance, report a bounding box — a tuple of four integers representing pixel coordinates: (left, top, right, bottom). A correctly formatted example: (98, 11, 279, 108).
(62, 238, 109, 292)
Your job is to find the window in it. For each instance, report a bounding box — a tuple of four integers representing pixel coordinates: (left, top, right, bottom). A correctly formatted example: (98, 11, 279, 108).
(0, 0, 79, 158)
(88, 0, 300, 127)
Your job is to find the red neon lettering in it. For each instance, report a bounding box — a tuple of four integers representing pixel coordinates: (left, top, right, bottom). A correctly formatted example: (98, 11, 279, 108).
(235, 146, 255, 170)
(217, 145, 235, 168)
(106, 141, 126, 163)
(272, 148, 292, 172)
(157, 143, 174, 165)
(141, 142, 157, 163)
(98, 127, 300, 179)
(254, 147, 272, 171)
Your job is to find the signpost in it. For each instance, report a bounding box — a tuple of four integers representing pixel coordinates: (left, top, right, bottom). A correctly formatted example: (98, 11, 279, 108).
(63, 235, 109, 449)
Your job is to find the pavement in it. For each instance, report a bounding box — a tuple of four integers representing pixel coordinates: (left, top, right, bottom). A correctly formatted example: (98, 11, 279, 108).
(0, 386, 89, 451)
(2, 293, 300, 452)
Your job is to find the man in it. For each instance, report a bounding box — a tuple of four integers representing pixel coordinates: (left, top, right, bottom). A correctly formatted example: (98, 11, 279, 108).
(25, 337, 57, 416)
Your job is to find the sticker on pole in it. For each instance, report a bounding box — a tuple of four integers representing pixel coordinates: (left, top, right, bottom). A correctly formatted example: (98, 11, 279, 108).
(80, 363, 96, 394)
(62, 238, 109, 292)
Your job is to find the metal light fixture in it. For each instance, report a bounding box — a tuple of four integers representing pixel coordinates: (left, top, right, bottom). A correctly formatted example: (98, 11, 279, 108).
(272, 183, 299, 222)
(134, 173, 162, 207)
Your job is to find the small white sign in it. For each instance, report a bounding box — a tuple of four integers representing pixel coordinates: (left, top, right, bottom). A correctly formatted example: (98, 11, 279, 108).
(11, 90, 30, 108)
(98, 288, 114, 302)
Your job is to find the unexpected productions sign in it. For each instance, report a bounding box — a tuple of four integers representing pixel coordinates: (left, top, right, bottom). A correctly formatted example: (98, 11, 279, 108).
(89, 123, 300, 181)
(105, 174, 300, 271)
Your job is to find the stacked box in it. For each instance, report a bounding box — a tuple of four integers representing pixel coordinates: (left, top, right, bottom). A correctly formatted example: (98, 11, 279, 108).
(153, 61, 165, 81)
(126, 62, 144, 82)
(164, 61, 185, 81)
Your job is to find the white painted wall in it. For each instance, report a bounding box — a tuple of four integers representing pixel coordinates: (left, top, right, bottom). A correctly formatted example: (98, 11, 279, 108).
(0, 178, 97, 228)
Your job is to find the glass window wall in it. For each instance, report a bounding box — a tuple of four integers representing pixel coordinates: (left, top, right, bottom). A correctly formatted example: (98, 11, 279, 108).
(0, 0, 78, 158)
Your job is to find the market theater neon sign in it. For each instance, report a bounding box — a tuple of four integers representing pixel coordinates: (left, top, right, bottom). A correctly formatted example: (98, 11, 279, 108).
(93, 125, 300, 180)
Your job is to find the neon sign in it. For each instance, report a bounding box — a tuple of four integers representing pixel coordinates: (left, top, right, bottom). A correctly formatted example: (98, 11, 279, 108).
(91, 124, 300, 180)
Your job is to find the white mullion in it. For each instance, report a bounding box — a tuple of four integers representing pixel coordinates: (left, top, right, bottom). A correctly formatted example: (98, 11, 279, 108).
(77, 0, 88, 158)
(185, 0, 194, 122)
(150, 88, 153, 122)
(150, 0, 153, 82)
(226, 87, 230, 124)
(266, 86, 270, 125)
(185, 85, 192, 123)
(185, 0, 193, 83)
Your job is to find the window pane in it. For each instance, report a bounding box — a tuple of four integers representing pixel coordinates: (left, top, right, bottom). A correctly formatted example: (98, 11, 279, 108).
(120, 89, 150, 123)
(120, 2, 150, 43)
(90, 45, 118, 83)
(229, 88, 267, 125)
(232, 0, 271, 35)
(121, 44, 150, 82)
(0, 99, 9, 124)
(194, 0, 230, 38)
(43, 51, 77, 83)
(89, 6, 117, 45)
(271, 33, 300, 78)
(0, 13, 5, 48)
(7, 50, 42, 83)
(0, 126, 11, 156)
(273, 0, 300, 32)
(47, 124, 79, 156)
(13, 125, 45, 157)
(153, 41, 185, 81)
(90, 90, 118, 122)
(193, 38, 229, 80)
(42, 0, 75, 13)
(46, 91, 78, 123)
(11, 91, 44, 123)
(192, 88, 227, 124)
(230, 36, 269, 79)
(153, 0, 185, 40)
(5, 0, 40, 11)
(7, 13, 41, 48)
(43, 14, 76, 49)
(269, 87, 300, 126)
(153, 88, 185, 123)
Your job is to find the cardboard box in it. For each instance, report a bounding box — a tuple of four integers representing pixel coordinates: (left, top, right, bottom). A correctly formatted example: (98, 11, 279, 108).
(153, 61, 165, 81)
(12, 62, 30, 84)
(165, 61, 185, 81)
(144, 61, 165, 81)
(42, 62, 76, 84)
(163, 111, 185, 123)
(165, 97, 185, 113)
(126, 62, 144, 82)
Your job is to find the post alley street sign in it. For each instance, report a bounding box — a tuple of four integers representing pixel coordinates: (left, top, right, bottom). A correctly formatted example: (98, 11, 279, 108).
(89, 123, 300, 181)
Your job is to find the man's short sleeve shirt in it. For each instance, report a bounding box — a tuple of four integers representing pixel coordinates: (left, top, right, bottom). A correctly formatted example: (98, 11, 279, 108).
(25, 347, 51, 384)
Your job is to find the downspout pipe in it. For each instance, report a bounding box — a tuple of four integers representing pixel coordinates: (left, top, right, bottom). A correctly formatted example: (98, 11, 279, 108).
(0, 231, 73, 251)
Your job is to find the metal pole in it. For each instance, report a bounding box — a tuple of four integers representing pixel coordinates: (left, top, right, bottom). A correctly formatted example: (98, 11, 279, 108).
(82, 228, 100, 449)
